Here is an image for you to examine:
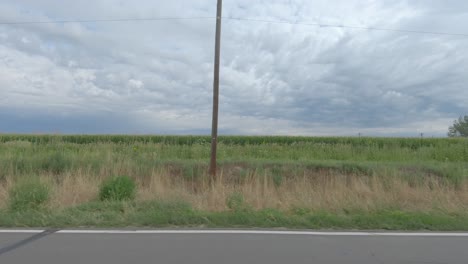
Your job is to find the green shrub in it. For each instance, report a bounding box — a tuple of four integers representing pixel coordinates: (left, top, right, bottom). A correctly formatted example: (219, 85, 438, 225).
(99, 176, 136, 201)
(182, 164, 201, 180)
(9, 181, 50, 211)
(271, 167, 283, 187)
(41, 152, 71, 174)
(226, 192, 250, 212)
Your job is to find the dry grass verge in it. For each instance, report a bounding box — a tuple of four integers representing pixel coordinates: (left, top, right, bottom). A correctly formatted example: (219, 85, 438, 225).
(2, 169, 466, 214)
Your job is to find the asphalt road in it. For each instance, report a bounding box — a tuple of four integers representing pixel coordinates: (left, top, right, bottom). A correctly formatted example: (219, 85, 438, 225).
(1, 230, 468, 264)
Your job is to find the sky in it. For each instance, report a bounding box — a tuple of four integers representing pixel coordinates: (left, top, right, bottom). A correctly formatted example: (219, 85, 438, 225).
(0, 0, 467, 137)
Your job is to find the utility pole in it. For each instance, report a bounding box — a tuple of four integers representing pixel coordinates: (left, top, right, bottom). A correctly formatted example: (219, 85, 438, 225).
(209, 0, 223, 179)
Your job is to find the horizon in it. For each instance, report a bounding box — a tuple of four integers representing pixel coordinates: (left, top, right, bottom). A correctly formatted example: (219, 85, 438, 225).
(0, 132, 450, 139)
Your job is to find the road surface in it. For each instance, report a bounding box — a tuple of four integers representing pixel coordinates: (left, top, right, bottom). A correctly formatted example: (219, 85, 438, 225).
(1, 230, 468, 264)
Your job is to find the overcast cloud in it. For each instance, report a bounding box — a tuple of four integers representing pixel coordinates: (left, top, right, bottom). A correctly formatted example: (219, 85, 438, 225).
(0, 0, 467, 136)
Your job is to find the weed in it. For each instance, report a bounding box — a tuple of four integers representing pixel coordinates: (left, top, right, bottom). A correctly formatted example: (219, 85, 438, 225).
(226, 192, 250, 212)
(271, 167, 283, 187)
(9, 180, 50, 211)
(41, 152, 71, 174)
(99, 176, 136, 201)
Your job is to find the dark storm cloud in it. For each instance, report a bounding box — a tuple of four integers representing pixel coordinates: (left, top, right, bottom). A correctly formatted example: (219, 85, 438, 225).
(0, 107, 135, 134)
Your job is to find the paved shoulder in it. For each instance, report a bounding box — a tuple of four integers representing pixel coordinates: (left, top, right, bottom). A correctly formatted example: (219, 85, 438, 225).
(1, 230, 468, 264)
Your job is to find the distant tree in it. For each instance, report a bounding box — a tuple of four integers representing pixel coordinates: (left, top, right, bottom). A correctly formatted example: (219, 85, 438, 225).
(448, 115, 468, 137)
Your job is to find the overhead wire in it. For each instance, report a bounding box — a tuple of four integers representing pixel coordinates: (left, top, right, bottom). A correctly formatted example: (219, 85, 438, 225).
(0, 17, 215, 25)
(225, 17, 468, 38)
(0, 16, 467, 37)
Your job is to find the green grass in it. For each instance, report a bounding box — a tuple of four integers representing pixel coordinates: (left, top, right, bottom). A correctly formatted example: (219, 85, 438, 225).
(99, 175, 136, 201)
(0, 201, 467, 230)
(1, 135, 467, 161)
(1, 136, 467, 183)
(8, 180, 50, 212)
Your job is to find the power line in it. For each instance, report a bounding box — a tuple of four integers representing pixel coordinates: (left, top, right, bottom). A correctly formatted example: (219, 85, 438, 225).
(1, 16, 467, 37)
(225, 17, 468, 38)
(0, 17, 215, 25)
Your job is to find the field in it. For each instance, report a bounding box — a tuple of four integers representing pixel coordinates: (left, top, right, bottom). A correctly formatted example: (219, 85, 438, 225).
(1, 135, 467, 230)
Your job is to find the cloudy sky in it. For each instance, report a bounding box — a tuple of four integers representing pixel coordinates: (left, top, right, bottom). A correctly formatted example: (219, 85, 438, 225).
(0, 0, 467, 136)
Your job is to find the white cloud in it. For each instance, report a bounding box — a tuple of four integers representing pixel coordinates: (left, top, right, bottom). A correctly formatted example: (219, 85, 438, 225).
(20, 37, 30, 44)
(0, 0, 467, 136)
(128, 79, 144, 90)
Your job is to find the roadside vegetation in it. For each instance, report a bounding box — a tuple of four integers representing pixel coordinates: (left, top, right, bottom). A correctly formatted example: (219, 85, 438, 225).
(0, 135, 467, 230)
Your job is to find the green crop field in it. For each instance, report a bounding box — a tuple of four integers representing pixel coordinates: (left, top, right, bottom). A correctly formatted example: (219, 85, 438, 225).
(0, 134, 467, 230)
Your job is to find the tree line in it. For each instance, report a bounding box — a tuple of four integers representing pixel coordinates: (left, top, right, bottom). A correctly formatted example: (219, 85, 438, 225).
(448, 115, 468, 137)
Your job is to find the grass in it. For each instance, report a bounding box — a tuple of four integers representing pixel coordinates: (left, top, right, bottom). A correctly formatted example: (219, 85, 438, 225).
(0, 135, 467, 230)
(8, 180, 50, 211)
(99, 175, 136, 201)
(1, 201, 467, 230)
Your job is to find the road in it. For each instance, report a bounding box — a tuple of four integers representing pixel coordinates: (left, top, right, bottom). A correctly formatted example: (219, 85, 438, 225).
(1, 230, 468, 264)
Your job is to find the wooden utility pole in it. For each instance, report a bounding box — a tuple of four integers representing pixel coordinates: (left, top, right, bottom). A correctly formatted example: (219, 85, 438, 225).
(209, 0, 223, 179)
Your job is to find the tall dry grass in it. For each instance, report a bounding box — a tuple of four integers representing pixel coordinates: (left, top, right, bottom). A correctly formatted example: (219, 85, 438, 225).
(47, 170, 102, 208)
(0, 179, 11, 209)
(2, 169, 466, 213)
